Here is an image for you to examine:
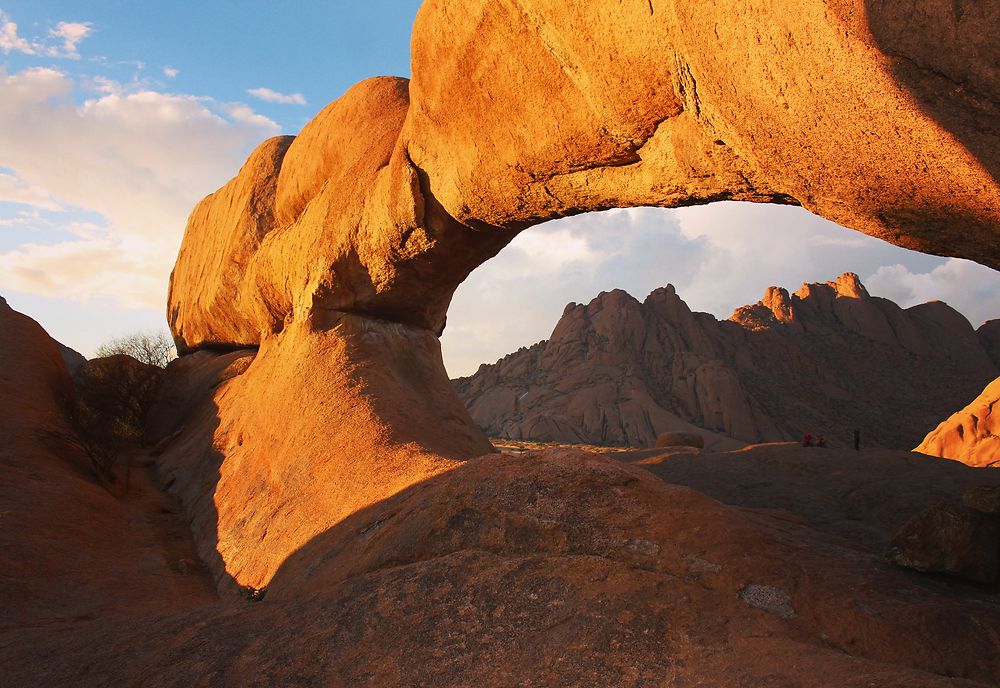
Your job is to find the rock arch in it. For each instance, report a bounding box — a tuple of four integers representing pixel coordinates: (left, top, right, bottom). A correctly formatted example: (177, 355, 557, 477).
(169, 0, 999, 353)
(160, 0, 999, 591)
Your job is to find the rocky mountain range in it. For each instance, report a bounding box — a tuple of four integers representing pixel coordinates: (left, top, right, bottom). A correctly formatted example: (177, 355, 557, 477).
(455, 273, 999, 450)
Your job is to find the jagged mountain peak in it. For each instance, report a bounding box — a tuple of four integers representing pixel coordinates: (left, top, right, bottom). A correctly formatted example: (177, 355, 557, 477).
(455, 275, 998, 450)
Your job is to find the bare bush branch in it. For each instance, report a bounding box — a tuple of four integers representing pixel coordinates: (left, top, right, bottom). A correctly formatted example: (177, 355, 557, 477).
(94, 330, 176, 369)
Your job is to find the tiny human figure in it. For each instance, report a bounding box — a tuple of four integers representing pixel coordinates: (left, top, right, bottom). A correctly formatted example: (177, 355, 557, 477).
(816, 436, 827, 448)
(853, 429, 860, 451)
(803, 434, 814, 447)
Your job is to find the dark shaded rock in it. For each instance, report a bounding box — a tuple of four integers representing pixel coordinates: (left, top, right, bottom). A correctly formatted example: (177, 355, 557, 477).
(963, 485, 1000, 514)
(456, 274, 997, 449)
(886, 503, 1000, 583)
(655, 431, 705, 449)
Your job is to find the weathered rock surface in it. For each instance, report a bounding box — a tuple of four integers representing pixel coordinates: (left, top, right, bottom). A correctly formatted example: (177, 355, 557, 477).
(917, 377, 1000, 467)
(964, 485, 1000, 514)
(618, 443, 1000, 553)
(0, 298, 215, 630)
(886, 503, 1000, 583)
(456, 274, 997, 448)
(6, 445, 1000, 686)
(147, 316, 491, 595)
(53, 339, 85, 375)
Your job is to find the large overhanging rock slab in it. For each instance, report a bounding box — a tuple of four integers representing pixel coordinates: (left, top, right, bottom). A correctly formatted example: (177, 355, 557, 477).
(169, 0, 1000, 353)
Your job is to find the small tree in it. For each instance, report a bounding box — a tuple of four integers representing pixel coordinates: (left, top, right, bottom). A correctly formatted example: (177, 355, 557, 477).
(95, 330, 176, 369)
(41, 332, 172, 494)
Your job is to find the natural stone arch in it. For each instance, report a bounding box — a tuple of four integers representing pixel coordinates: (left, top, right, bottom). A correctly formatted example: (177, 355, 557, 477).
(160, 0, 1000, 592)
(169, 0, 999, 353)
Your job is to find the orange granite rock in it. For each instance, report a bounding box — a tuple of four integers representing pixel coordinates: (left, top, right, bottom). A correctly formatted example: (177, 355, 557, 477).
(168, 0, 1000, 354)
(917, 377, 1000, 467)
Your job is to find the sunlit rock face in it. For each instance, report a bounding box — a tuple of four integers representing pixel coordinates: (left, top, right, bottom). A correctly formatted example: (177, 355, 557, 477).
(168, 0, 1000, 354)
(455, 274, 998, 449)
(161, 0, 1000, 622)
(917, 376, 1000, 467)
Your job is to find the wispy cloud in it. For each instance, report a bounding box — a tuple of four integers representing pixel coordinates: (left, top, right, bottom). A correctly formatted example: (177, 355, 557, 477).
(163, 66, 179, 79)
(866, 260, 1000, 327)
(49, 21, 92, 57)
(0, 11, 33, 54)
(0, 66, 281, 309)
(0, 11, 93, 59)
(0, 172, 63, 211)
(247, 86, 306, 105)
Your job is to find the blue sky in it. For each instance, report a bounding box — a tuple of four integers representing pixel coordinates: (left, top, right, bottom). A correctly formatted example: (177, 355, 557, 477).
(1, 2, 998, 376)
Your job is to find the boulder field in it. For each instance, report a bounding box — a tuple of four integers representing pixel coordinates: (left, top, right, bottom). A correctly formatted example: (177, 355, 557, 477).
(5, 0, 1000, 684)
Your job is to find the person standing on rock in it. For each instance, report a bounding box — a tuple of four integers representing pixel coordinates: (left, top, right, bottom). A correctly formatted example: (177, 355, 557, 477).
(853, 429, 861, 451)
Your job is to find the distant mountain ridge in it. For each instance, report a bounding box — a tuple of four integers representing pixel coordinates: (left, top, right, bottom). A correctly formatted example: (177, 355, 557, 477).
(454, 273, 999, 449)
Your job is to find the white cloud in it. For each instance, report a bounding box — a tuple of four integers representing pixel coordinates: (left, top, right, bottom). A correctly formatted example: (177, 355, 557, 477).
(49, 21, 92, 57)
(0, 238, 163, 309)
(866, 260, 1000, 328)
(0, 66, 283, 309)
(163, 66, 179, 79)
(221, 102, 281, 129)
(0, 172, 63, 211)
(0, 11, 33, 55)
(247, 86, 307, 105)
(0, 11, 92, 59)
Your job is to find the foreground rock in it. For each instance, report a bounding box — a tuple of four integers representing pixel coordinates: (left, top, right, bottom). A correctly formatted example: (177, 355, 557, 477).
(0, 298, 214, 630)
(6, 445, 1000, 686)
(456, 274, 997, 448)
(917, 376, 1000, 467)
(5, 300, 1000, 684)
(886, 503, 1000, 583)
(147, 316, 490, 595)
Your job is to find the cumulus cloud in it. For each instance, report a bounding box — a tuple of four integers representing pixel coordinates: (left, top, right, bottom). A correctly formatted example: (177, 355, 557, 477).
(220, 102, 281, 129)
(163, 66, 179, 79)
(0, 11, 33, 54)
(0, 238, 163, 309)
(247, 86, 307, 105)
(0, 66, 282, 309)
